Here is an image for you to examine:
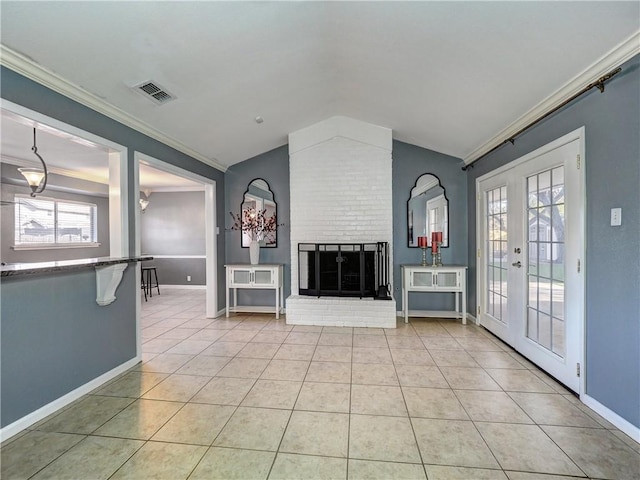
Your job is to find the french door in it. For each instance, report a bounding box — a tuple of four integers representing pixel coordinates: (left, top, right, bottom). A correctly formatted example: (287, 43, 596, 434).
(477, 128, 585, 392)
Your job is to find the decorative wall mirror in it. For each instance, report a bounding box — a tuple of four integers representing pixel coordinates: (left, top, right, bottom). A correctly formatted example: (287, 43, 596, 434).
(240, 178, 278, 248)
(407, 173, 449, 248)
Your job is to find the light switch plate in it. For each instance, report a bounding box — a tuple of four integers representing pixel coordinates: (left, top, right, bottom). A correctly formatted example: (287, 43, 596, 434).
(611, 208, 622, 226)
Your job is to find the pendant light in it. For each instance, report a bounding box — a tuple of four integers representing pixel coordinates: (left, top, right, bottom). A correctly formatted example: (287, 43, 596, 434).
(18, 128, 48, 197)
(139, 198, 150, 213)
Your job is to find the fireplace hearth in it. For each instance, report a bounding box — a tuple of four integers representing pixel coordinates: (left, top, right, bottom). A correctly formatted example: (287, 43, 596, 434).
(298, 243, 391, 299)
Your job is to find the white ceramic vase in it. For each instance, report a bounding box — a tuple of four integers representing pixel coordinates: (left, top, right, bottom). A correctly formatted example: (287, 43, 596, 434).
(249, 240, 260, 265)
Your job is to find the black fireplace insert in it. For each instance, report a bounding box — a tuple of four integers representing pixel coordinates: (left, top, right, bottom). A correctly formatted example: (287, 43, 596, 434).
(298, 242, 391, 299)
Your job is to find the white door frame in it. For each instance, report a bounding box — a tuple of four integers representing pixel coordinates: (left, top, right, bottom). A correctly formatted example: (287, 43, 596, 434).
(476, 127, 586, 394)
(134, 152, 218, 325)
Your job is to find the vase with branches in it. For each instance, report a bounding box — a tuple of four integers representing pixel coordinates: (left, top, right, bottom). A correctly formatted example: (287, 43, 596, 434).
(229, 208, 279, 263)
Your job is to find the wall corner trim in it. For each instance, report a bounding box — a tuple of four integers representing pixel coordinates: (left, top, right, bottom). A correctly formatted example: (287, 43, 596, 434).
(0, 44, 227, 173)
(463, 30, 640, 165)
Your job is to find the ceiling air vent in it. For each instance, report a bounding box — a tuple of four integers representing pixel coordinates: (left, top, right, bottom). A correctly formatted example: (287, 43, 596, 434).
(133, 81, 176, 105)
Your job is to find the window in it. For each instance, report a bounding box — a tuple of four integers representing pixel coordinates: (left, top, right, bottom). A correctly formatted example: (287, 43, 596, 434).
(14, 195, 98, 247)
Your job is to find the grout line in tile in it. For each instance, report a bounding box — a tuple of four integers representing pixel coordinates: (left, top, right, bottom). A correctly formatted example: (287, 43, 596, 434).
(9, 292, 637, 479)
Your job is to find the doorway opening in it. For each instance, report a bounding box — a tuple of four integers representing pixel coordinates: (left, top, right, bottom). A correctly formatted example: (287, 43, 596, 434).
(133, 152, 217, 332)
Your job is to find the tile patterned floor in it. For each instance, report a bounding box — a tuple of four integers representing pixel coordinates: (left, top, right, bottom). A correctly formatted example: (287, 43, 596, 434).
(2, 289, 639, 479)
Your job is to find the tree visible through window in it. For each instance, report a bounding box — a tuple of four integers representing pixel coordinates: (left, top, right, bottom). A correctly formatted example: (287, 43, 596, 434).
(14, 195, 97, 246)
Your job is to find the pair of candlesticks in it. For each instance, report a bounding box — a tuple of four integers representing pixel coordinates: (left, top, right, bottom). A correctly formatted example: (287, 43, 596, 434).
(418, 232, 443, 267)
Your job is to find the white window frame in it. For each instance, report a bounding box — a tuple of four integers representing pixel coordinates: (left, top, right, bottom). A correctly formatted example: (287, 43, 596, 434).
(13, 194, 101, 250)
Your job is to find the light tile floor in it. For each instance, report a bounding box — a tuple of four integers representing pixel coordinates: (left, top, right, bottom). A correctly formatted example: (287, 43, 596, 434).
(2, 288, 639, 479)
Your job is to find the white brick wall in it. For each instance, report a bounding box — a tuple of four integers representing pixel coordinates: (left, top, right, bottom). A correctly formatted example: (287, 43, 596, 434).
(287, 117, 396, 326)
(286, 296, 397, 328)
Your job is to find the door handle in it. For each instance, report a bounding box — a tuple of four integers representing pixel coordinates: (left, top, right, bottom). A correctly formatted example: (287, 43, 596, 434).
(512, 261, 522, 268)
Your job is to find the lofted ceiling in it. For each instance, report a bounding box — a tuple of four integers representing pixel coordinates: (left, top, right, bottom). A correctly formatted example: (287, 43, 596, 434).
(1, 1, 638, 170)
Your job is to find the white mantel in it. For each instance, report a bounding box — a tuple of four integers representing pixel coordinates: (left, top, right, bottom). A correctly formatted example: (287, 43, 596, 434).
(287, 116, 397, 328)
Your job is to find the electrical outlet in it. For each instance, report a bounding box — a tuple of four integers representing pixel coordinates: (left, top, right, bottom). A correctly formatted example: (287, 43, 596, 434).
(611, 208, 622, 226)
(187, 275, 191, 282)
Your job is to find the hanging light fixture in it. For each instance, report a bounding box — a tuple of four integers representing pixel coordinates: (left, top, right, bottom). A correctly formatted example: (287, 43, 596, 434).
(18, 128, 48, 197)
(139, 198, 150, 213)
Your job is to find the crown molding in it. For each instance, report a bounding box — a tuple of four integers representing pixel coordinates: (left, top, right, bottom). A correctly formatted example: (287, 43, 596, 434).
(464, 30, 640, 165)
(0, 44, 227, 173)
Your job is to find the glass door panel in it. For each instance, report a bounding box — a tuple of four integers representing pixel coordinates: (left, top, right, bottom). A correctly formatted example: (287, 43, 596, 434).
(436, 272, 458, 288)
(233, 270, 251, 285)
(254, 269, 273, 285)
(526, 166, 566, 358)
(412, 272, 433, 288)
(486, 185, 508, 324)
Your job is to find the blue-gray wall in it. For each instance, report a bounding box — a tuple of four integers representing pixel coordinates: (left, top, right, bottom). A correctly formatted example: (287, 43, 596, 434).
(1, 268, 136, 427)
(465, 55, 640, 428)
(224, 146, 290, 307)
(0, 65, 226, 428)
(393, 140, 467, 310)
(141, 191, 206, 286)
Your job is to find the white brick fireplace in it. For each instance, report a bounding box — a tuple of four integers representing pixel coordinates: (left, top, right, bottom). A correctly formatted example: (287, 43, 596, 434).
(286, 116, 397, 328)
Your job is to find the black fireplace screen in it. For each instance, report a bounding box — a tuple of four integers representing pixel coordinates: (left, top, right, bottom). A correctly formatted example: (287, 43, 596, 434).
(298, 242, 391, 299)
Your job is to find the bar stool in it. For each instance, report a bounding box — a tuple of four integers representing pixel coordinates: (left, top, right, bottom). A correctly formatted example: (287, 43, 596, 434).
(141, 270, 148, 301)
(142, 266, 160, 298)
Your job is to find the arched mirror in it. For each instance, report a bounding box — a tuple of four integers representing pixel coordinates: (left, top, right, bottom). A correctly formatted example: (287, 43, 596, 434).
(240, 178, 278, 248)
(408, 173, 449, 248)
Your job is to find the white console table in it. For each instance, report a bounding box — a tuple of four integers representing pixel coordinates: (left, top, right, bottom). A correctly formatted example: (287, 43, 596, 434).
(401, 264, 467, 324)
(225, 264, 284, 319)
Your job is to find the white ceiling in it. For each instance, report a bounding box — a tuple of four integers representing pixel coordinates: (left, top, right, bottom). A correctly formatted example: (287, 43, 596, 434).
(1, 2, 638, 169)
(0, 109, 203, 191)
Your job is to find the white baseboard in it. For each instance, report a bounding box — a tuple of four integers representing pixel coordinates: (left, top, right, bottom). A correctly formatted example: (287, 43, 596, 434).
(582, 394, 640, 443)
(396, 310, 479, 325)
(160, 284, 206, 290)
(0, 356, 140, 443)
(394, 310, 479, 326)
(396, 310, 466, 320)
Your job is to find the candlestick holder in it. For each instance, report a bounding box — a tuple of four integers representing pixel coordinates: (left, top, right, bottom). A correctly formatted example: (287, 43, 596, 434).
(421, 246, 428, 266)
(431, 241, 443, 267)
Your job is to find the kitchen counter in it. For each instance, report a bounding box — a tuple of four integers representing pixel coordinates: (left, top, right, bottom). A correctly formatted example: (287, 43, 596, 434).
(1, 256, 153, 277)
